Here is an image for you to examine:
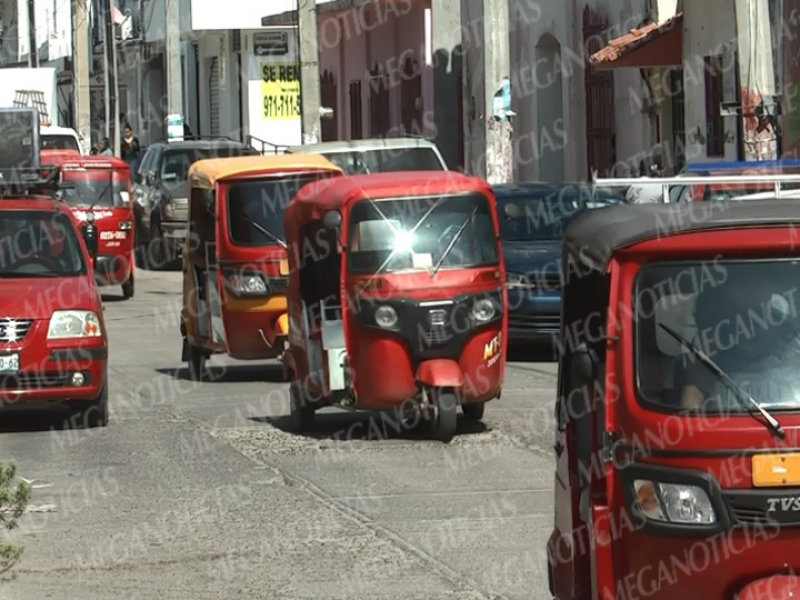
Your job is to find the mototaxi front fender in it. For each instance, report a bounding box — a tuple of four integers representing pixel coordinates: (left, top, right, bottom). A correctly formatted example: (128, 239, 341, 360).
(415, 359, 464, 388)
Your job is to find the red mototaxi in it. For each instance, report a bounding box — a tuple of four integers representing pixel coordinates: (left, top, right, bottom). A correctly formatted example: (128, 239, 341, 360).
(0, 185, 109, 426)
(548, 200, 800, 600)
(42, 150, 135, 299)
(282, 171, 508, 441)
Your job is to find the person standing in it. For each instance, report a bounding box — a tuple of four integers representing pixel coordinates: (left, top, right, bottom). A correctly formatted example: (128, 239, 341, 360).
(97, 138, 114, 156)
(121, 124, 141, 178)
(625, 159, 665, 204)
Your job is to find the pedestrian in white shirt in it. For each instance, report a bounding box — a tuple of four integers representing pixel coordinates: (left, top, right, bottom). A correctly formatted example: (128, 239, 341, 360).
(626, 162, 665, 204)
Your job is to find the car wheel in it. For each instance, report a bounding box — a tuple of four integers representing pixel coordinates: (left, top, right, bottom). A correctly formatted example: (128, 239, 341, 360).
(122, 273, 134, 299)
(81, 379, 109, 428)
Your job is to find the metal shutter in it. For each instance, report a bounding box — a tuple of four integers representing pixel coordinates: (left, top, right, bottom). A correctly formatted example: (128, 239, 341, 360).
(209, 57, 220, 136)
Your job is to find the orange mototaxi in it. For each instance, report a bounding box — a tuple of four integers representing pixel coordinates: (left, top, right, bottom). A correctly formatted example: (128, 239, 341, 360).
(548, 186, 800, 600)
(282, 171, 507, 443)
(42, 150, 135, 299)
(180, 154, 343, 380)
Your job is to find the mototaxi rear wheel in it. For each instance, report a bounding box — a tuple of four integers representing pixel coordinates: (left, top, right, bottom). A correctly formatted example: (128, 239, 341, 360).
(289, 382, 315, 433)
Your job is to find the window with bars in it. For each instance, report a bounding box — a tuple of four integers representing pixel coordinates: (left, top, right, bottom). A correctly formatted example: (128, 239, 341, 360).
(704, 55, 725, 157)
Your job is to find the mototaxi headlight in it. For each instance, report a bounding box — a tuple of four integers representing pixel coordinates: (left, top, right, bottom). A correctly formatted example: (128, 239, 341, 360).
(47, 310, 102, 339)
(633, 479, 716, 524)
(228, 273, 268, 295)
(471, 298, 496, 322)
(374, 305, 398, 328)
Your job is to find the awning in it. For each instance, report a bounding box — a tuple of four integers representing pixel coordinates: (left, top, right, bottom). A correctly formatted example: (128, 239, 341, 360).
(589, 12, 682, 70)
(260, 0, 425, 26)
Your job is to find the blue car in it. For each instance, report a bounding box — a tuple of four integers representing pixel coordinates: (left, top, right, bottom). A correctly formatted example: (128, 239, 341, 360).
(493, 183, 623, 346)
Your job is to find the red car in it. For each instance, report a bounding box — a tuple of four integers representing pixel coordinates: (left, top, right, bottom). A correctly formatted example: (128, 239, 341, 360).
(0, 185, 109, 427)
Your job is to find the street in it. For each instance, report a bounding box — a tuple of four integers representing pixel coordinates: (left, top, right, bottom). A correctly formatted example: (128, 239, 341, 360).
(0, 268, 557, 600)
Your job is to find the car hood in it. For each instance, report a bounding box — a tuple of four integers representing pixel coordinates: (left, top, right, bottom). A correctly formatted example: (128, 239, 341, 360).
(0, 277, 99, 319)
(502, 240, 562, 275)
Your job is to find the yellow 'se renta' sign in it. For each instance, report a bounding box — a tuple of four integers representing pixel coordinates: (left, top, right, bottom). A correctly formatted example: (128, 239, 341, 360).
(261, 63, 300, 120)
(483, 331, 502, 366)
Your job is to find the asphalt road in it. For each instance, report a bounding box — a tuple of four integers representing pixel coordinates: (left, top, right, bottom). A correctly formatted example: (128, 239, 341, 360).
(0, 269, 559, 600)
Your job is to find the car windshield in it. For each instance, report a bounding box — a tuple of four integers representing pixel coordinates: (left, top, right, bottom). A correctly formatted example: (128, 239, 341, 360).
(41, 134, 80, 151)
(635, 259, 800, 414)
(226, 174, 322, 245)
(347, 193, 498, 273)
(497, 191, 620, 241)
(161, 147, 254, 185)
(0, 210, 87, 277)
(61, 171, 129, 207)
(323, 148, 444, 174)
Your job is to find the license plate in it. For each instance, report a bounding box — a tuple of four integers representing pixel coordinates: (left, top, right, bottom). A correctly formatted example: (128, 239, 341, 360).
(752, 453, 800, 487)
(0, 353, 19, 373)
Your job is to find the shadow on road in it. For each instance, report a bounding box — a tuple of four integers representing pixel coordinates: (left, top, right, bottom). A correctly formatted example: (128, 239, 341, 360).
(0, 406, 95, 434)
(508, 343, 557, 363)
(259, 409, 489, 443)
(155, 363, 286, 384)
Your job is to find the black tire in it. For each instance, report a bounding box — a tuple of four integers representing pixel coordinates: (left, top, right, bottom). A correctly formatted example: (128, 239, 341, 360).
(122, 273, 134, 299)
(430, 389, 458, 443)
(289, 382, 315, 433)
(187, 344, 206, 381)
(461, 401, 485, 421)
(81, 380, 109, 428)
(149, 222, 174, 270)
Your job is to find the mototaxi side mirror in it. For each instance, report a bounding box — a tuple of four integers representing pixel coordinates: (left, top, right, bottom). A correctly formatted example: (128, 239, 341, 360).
(571, 342, 599, 387)
(504, 203, 520, 220)
(82, 217, 99, 259)
(322, 210, 342, 230)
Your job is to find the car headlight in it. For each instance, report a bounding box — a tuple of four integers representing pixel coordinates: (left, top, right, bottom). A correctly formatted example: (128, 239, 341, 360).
(471, 298, 495, 322)
(633, 480, 716, 524)
(47, 310, 102, 339)
(375, 305, 398, 328)
(226, 272, 268, 295)
(507, 272, 533, 289)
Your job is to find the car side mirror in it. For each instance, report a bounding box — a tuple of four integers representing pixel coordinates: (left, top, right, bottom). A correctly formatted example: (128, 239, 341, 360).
(146, 172, 156, 186)
(571, 342, 599, 387)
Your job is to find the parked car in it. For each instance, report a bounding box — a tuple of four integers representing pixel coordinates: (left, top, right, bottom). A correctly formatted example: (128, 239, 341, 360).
(133, 137, 259, 269)
(493, 182, 622, 349)
(284, 138, 448, 173)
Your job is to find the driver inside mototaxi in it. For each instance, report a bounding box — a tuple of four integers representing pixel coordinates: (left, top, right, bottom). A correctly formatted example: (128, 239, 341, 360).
(679, 275, 800, 411)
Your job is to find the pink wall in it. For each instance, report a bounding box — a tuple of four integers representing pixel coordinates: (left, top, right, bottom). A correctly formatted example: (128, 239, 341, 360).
(317, 2, 427, 140)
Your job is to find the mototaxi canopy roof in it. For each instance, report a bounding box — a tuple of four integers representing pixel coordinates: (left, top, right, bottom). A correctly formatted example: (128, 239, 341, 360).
(283, 170, 493, 243)
(41, 150, 130, 172)
(188, 153, 342, 188)
(564, 199, 800, 272)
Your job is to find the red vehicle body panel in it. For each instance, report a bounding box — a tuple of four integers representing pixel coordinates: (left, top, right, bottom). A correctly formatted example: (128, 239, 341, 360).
(284, 171, 507, 410)
(0, 198, 107, 410)
(41, 152, 135, 288)
(549, 226, 800, 600)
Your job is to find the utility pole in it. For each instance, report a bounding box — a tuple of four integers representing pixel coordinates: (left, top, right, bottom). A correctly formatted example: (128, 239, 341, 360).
(108, 0, 120, 154)
(166, 0, 183, 132)
(482, 0, 512, 183)
(297, 0, 321, 143)
(71, 0, 91, 153)
(99, 0, 110, 139)
(27, 0, 38, 67)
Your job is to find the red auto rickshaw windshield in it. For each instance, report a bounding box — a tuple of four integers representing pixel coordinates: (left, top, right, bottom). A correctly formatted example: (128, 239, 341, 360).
(61, 170, 129, 208)
(347, 193, 499, 273)
(0, 210, 87, 277)
(634, 259, 800, 414)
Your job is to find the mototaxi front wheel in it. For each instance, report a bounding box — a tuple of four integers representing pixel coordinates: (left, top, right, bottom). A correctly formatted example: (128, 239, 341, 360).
(122, 273, 135, 299)
(461, 401, 485, 422)
(187, 344, 206, 381)
(430, 389, 458, 443)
